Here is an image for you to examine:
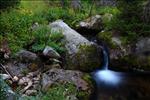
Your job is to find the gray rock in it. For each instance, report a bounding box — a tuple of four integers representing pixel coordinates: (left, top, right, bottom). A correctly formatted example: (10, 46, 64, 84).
(135, 37, 150, 55)
(16, 50, 39, 63)
(0, 74, 10, 80)
(41, 68, 91, 91)
(5, 62, 28, 77)
(43, 46, 61, 59)
(25, 90, 37, 96)
(41, 73, 53, 92)
(95, 0, 117, 6)
(79, 15, 103, 31)
(41, 68, 93, 98)
(49, 20, 102, 71)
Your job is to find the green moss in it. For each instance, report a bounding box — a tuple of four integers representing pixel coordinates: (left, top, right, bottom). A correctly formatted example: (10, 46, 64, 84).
(82, 74, 94, 87)
(41, 82, 77, 100)
(77, 91, 89, 100)
(97, 31, 116, 48)
(75, 44, 101, 72)
(120, 55, 150, 70)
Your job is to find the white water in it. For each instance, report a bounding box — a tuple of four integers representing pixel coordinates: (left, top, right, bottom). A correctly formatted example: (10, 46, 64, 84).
(94, 46, 121, 85)
(94, 70, 121, 85)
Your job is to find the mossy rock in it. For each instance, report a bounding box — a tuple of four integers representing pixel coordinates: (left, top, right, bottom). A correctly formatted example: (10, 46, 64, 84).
(110, 55, 150, 71)
(66, 44, 102, 72)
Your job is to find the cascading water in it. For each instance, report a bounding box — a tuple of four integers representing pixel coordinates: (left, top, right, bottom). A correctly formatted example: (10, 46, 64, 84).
(93, 43, 121, 85)
(84, 35, 150, 100)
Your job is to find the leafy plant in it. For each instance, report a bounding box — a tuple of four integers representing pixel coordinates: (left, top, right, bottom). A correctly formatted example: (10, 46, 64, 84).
(41, 83, 77, 100)
(31, 25, 65, 53)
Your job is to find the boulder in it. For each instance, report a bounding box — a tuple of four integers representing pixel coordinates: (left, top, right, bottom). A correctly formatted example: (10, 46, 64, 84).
(41, 68, 94, 99)
(115, 37, 150, 71)
(79, 15, 103, 31)
(15, 50, 41, 71)
(15, 50, 39, 63)
(77, 15, 103, 33)
(43, 46, 61, 59)
(132, 37, 150, 70)
(49, 20, 102, 72)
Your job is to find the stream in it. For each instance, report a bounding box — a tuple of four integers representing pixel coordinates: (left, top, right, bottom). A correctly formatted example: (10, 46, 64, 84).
(89, 38, 150, 100)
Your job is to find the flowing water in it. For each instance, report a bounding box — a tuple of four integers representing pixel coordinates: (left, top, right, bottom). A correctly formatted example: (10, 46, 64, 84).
(91, 41, 150, 100)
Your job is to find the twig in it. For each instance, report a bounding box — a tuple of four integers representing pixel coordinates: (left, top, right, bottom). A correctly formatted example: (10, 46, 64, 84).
(0, 63, 14, 80)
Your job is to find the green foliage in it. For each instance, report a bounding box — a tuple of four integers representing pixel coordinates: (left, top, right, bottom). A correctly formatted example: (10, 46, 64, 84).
(97, 6, 120, 15)
(0, 0, 20, 9)
(100, 0, 150, 44)
(41, 83, 77, 100)
(0, 9, 33, 54)
(97, 31, 116, 48)
(0, 77, 7, 100)
(116, 0, 150, 37)
(31, 25, 65, 53)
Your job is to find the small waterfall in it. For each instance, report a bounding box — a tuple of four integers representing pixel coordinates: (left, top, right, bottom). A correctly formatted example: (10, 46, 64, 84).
(92, 40, 121, 85)
(101, 46, 109, 70)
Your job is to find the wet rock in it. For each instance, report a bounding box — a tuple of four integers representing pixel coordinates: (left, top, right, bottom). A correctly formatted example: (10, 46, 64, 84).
(97, 31, 150, 71)
(50, 20, 102, 72)
(78, 15, 103, 32)
(97, 31, 132, 70)
(41, 68, 93, 99)
(43, 46, 61, 59)
(113, 37, 150, 71)
(25, 90, 37, 96)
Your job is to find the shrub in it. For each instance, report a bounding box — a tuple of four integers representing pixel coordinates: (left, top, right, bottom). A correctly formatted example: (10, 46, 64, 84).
(116, 0, 150, 36)
(31, 25, 65, 53)
(41, 83, 76, 100)
(0, 10, 33, 54)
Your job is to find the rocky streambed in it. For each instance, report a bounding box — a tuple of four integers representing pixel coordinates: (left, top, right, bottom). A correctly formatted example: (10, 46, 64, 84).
(0, 16, 150, 100)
